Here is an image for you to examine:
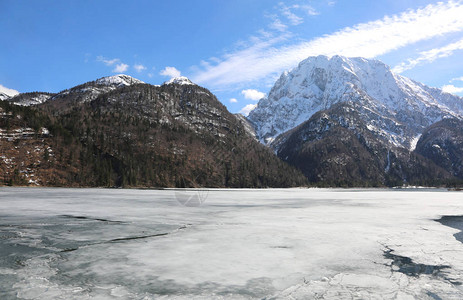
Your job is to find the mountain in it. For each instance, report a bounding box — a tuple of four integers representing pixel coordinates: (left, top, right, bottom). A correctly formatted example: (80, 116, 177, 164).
(9, 74, 144, 107)
(415, 118, 463, 179)
(275, 101, 453, 186)
(248, 55, 463, 186)
(1, 76, 306, 188)
(8, 92, 55, 106)
(249, 55, 463, 149)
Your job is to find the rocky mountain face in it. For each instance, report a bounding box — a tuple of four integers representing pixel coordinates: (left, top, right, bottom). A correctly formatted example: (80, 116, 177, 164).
(275, 102, 453, 186)
(249, 55, 463, 186)
(1, 75, 306, 188)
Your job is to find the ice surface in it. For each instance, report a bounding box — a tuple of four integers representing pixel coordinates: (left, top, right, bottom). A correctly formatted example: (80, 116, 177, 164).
(1, 187, 463, 299)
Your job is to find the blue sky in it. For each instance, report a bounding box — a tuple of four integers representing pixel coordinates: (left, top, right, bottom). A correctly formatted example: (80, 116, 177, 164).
(1, 0, 463, 114)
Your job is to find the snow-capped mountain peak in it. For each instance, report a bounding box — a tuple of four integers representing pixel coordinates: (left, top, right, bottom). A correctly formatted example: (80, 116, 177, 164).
(8, 75, 145, 106)
(8, 93, 53, 106)
(95, 74, 144, 87)
(0, 84, 19, 100)
(248, 55, 463, 148)
(163, 76, 195, 86)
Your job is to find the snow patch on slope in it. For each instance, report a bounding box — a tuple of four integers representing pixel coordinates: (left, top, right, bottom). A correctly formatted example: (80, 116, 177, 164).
(234, 113, 257, 139)
(0, 92, 11, 101)
(409, 134, 422, 151)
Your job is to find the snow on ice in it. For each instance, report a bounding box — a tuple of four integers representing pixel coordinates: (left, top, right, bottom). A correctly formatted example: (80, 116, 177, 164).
(0, 187, 463, 299)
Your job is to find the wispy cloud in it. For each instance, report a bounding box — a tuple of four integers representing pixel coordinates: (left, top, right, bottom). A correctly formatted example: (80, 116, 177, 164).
(393, 38, 463, 73)
(230, 98, 238, 103)
(241, 89, 265, 101)
(451, 76, 463, 82)
(300, 4, 319, 16)
(280, 4, 304, 25)
(269, 18, 288, 32)
(97, 56, 120, 66)
(134, 64, 147, 72)
(192, 1, 463, 90)
(279, 2, 318, 25)
(239, 104, 257, 116)
(160, 66, 181, 78)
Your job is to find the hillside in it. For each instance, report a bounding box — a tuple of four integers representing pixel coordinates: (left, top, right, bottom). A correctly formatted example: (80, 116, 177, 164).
(1, 76, 307, 188)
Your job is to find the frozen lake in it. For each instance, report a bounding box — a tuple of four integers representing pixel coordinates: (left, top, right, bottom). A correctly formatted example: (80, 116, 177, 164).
(1, 187, 463, 299)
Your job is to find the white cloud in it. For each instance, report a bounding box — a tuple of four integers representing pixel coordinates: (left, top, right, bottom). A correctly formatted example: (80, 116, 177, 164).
(301, 4, 319, 16)
(113, 63, 129, 73)
(451, 76, 463, 82)
(230, 98, 238, 103)
(134, 64, 147, 72)
(442, 84, 463, 94)
(269, 18, 288, 32)
(393, 38, 463, 73)
(241, 89, 265, 101)
(239, 104, 257, 116)
(98, 56, 130, 73)
(192, 1, 463, 89)
(279, 3, 318, 25)
(0, 84, 19, 97)
(97, 56, 120, 66)
(280, 5, 304, 25)
(160, 66, 181, 78)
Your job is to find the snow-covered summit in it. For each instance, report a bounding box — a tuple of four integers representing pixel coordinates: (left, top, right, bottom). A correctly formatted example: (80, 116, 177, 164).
(95, 74, 144, 87)
(43, 74, 144, 105)
(7, 75, 144, 106)
(248, 55, 463, 148)
(163, 76, 195, 86)
(9, 93, 53, 106)
(0, 84, 19, 100)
